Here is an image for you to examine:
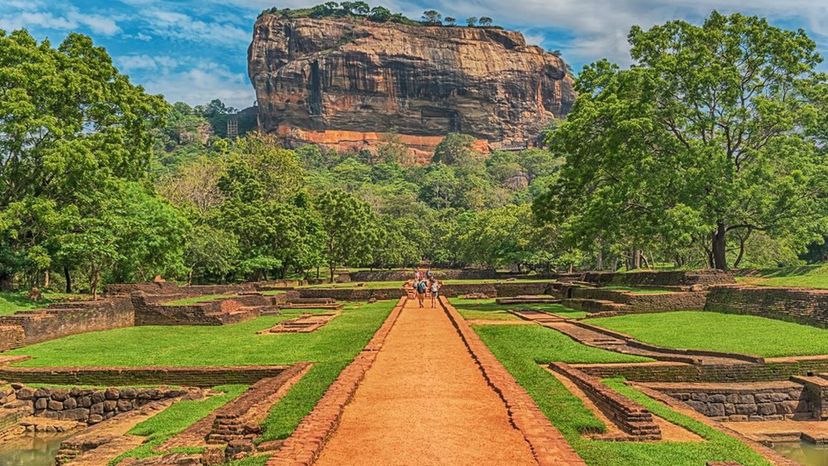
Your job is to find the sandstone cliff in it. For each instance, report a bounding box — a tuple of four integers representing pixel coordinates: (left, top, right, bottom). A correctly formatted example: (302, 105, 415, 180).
(248, 15, 576, 158)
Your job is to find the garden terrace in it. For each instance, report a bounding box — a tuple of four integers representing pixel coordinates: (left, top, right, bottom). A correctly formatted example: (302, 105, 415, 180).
(704, 285, 828, 328)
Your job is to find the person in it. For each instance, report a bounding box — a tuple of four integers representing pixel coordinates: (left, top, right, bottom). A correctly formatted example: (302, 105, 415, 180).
(430, 279, 440, 308)
(414, 268, 422, 282)
(415, 279, 427, 308)
(425, 269, 433, 281)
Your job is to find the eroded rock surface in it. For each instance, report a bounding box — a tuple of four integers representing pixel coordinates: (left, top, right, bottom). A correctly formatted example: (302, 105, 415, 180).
(248, 15, 576, 157)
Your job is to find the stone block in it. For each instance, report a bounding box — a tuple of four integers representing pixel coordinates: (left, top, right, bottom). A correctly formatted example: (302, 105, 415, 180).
(90, 402, 104, 415)
(121, 388, 137, 399)
(103, 400, 117, 412)
(59, 408, 89, 421)
(63, 397, 77, 410)
(757, 403, 776, 415)
(34, 398, 47, 410)
(104, 388, 120, 400)
(708, 394, 727, 403)
(50, 389, 68, 401)
(47, 400, 64, 411)
(33, 388, 50, 398)
(735, 403, 757, 415)
(88, 414, 103, 424)
(707, 403, 726, 417)
(79, 396, 92, 408)
(117, 400, 133, 411)
(690, 393, 709, 402)
(16, 388, 34, 400)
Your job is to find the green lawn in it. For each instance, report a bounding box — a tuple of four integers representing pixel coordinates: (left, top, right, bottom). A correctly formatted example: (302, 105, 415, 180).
(586, 311, 828, 358)
(0, 291, 86, 316)
(474, 324, 769, 466)
(736, 264, 828, 289)
(8, 300, 394, 442)
(161, 293, 237, 306)
(452, 298, 587, 321)
(113, 384, 248, 465)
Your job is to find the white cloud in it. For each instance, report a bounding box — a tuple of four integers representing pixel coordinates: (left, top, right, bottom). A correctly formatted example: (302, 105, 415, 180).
(140, 63, 255, 109)
(0, 4, 120, 36)
(117, 54, 180, 72)
(136, 8, 249, 45)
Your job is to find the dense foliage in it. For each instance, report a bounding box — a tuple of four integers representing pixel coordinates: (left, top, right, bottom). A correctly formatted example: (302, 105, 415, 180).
(1, 10, 826, 292)
(534, 11, 828, 270)
(259, 3, 497, 28)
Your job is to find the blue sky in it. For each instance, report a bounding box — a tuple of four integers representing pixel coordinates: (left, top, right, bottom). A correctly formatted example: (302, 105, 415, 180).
(2, 0, 826, 109)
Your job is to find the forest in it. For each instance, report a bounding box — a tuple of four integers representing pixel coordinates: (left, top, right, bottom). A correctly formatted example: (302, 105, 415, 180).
(0, 10, 826, 295)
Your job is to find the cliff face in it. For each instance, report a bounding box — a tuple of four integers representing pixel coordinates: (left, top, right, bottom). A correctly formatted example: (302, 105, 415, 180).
(248, 15, 576, 158)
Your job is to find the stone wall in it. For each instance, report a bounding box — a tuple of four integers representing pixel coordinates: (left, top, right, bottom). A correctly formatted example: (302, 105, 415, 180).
(645, 381, 810, 421)
(705, 285, 828, 328)
(0, 365, 293, 387)
(0, 297, 134, 352)
(550, 362, 661, 440)
(1, 384, 190, 424)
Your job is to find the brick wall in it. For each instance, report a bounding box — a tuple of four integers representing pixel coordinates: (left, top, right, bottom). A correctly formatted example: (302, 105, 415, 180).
(571, 288, 708, 312)
(574, 358, 828, 383)
(0, 365, 293, 387)
(549, 362, 660, 440)
(0, 325, 25, 352)
(583, 270, 735, 288)
(131, 293, 272, 326)
(705, 285, 828, 328)
(644, 381, 810, 421)
(0, 297, 134, 351)
(297, 282, 557, 301)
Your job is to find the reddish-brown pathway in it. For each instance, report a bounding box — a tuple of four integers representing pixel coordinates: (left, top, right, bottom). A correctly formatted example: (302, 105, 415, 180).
(314, 298, 538, 466)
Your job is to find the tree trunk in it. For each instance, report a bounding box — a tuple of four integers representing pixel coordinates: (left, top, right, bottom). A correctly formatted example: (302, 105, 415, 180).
(329, 262, 335, 283)
(733, 228, 752, 269)
(596, 249, 603, 270)
(711, 222, 728, 271)
(631, 248, 641, 270)
(44, 270, 49, 289)
(64, 266, 72, 294)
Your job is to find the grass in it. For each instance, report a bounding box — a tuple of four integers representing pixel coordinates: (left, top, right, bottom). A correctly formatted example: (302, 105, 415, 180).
(112, 384, 248, 465)
(452, 298, 587, 320)
(0, 291, 87, 316)
(473, 322, 770, 465)
(161, 293, 237, 306)
(736, 264, 828, 289)
(8, 300, 395, 442)
(586, 311, 828, 358)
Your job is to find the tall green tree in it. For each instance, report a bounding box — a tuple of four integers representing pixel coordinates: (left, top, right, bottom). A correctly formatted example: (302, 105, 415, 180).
(317, 190, 377, 281)
(536, 12, 828, 270)
(0, 30, 170, 290)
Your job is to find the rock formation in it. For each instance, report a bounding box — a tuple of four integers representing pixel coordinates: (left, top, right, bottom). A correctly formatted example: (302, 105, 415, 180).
(248, 14, 576, 160)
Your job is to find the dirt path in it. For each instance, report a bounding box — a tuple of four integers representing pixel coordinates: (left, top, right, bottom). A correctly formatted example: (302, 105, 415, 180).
(314, 298, 538, 466)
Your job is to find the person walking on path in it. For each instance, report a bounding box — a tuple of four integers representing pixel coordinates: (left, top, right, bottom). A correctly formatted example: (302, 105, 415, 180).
(430, 279, 441, 308)
(415, 279, 427, 308)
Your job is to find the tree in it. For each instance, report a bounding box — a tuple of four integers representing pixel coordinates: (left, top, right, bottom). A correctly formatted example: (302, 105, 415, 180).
(218, 133, 303, 204)
(0, 30, 169, 290)
(317, 190, 377, 281)
(444, 17, 456, 26)
(369, 6, 392, 22)
(351, 1, 370, 15)
(466, 17, 478, 27)
(478, 17, 493, 27)
(536, 11, 828, 270)
(422, 10, 442, 25)
(432, 133, 478, 165)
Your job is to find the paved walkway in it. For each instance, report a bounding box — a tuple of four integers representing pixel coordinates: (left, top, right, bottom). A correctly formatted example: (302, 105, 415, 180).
(314, 298, 538, 466)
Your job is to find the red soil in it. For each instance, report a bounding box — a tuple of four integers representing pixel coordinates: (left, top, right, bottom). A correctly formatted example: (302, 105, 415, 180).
(314, 298, 537, 465)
